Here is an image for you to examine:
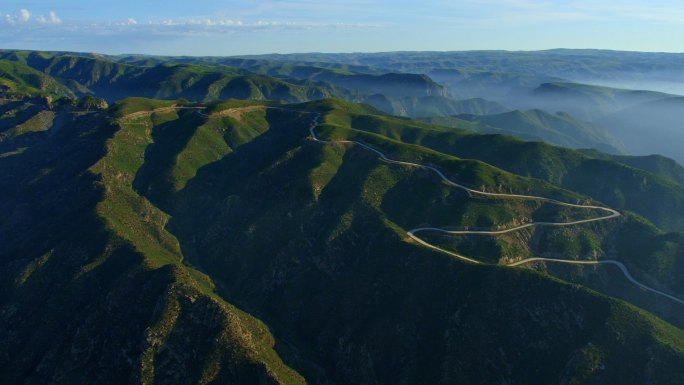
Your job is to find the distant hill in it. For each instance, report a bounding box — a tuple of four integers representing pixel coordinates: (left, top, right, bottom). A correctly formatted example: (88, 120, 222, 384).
(142, 57, 449, 101)
(240, 49, 684, 95)
(0, 59, 74, 99)
(427, 109, 625, 153)
(0, 51, 456, 112)
(309, 71, 446, 99)
(408, 96, 509, 116)
(363, 95, 510, 117)
(4, 49, 684, 384)
(12, 53, 347, 103)
(580, 151, 684, 187)
(527, 82, 676, 121)
(428, 69, 565, 100)
(598, 97, 684, 165)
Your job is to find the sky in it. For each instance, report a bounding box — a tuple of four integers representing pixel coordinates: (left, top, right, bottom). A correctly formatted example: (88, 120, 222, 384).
(1, 0, 683, 55)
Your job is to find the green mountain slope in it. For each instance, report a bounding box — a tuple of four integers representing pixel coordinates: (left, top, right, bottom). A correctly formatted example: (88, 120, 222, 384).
(1, 51, 455, 111)
(333, 105, 684, 232)
(0, 99, 304, 385)
(304, 100, 684, 294)
(3, 97, 684, 384)
(159, 99, 684, 384)
(0, 59, 74, 99)
(580, 150, 684, 187)
(0, 52, 346, 104)
(367, 95, 510, 117)
(116, 102, 680, 383)
(112, 56, 443, 99)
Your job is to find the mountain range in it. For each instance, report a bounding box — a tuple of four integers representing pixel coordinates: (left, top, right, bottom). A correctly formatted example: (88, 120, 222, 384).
(2, 49, 684, 384)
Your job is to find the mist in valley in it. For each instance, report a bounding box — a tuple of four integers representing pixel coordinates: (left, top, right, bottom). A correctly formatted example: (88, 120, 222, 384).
(422, 69, 684, 166)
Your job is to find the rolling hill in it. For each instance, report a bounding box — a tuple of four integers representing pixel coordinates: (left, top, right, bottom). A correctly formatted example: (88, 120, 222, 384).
(580, 151, 684, 187)
(527, 82, 676, 121)
(3, 46, 684, 384)
(0, 51, 449, 110)
(598, 97, 684, 165)
(363, 95, 510, 117)
(240, 49, 684, 95)
(425, 109, 625, 153)
(2, 96, 684, 384)
(0, 59, 74, 99)
(359, 114, 684, 232)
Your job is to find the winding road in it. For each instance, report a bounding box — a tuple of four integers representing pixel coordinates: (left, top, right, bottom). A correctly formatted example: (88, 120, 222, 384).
(123, 104, 684, 305)
(303, 111, 684, 306)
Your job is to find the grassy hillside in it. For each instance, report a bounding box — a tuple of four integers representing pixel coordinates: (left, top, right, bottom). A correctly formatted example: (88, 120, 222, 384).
(0, 99, 304, 384)
(156, 98, 684, 384)
(0, 59, 74, 99)
(3, 96, 684, 384)
(1, 51, 457, 110)
(340, 109, 684, 232)
(304, 100, 684, 289)
(581, 150, 684, 187)
(113, 56, 442, 99)
(0, 52, 348, 104)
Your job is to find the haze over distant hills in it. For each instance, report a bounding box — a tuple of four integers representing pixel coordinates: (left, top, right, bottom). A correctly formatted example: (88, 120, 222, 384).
(2, 48, 684, 384)
(232, 50, 684, 164)
(242, 49, 684, 95)
(3, 48, 683, 163)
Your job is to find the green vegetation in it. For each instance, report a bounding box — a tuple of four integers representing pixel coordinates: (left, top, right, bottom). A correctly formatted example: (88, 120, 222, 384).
(0, 98, 305, 385)
(0, 59, 73, 98)
(161, 98, 684, 383)
(90, 111, 184, 266)
(0, 51, 471, 119)
(110, 97, 178, 118)
(580, 152, 684, 187)
(3, 48, 684, 384)
(0, 52, 350, 104)
(335, 110, 684, 232)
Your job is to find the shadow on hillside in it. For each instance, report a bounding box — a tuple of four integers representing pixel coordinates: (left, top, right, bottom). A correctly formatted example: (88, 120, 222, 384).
(132, 109, 204, 209)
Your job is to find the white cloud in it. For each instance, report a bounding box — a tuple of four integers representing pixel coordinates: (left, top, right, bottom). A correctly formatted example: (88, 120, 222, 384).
(0, 10, 376, 32)
(36, 11, 62, 25)
(3, 9, 64, 25)
(19, 9, 30, 22)
(48, 11, 61, 24)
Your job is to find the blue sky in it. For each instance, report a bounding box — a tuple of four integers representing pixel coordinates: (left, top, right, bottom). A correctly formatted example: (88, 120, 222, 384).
(1, 0, 683, 55)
